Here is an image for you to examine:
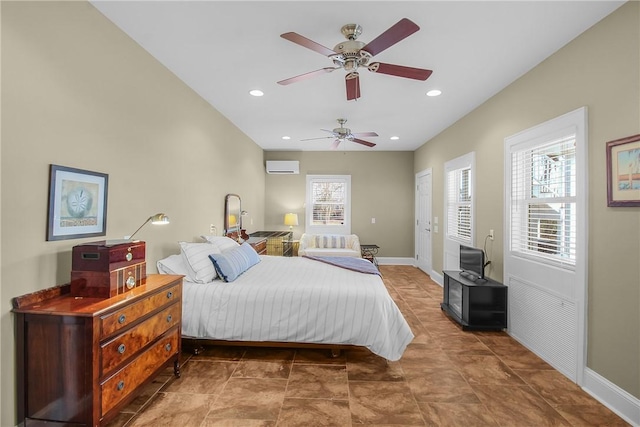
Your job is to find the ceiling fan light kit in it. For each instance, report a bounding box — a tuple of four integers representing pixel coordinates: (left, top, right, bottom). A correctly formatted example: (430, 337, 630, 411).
(278, 18, 432, 101)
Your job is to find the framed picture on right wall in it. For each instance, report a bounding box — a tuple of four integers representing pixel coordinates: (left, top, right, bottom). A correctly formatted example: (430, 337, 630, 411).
(606, 134, 640, 207)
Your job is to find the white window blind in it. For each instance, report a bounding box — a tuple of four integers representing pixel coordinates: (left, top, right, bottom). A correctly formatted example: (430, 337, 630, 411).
(310, 180, 345, 226)
(510, 135, 577, 267)
(447, 167, 472, 242)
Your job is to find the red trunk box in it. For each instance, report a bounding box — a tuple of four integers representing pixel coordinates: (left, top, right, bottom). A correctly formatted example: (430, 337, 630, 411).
(70, 240, 147, 298)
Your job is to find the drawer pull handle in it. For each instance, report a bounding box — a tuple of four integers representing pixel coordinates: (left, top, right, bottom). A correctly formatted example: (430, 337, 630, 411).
(166, 314, 172, 323)
(165, 343, 172, 352)
(117, 380, 125, 391)
(118, 314, 126, 324)
(118, 344, 126, 354)
(126, 276, 136, 289)
(167, 291, 173, 299)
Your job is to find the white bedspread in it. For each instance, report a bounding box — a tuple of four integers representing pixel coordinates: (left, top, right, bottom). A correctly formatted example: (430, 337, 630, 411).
(181, 256, 414, 361)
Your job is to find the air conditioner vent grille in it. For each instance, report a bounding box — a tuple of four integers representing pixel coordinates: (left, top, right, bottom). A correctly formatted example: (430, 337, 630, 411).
(266, 161, 299, 174)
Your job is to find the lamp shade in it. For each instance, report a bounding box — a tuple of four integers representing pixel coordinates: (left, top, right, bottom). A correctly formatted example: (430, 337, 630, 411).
(129, 213, 170, 241)
(150, 213, 170, 225)
(284, 213, 298, 227)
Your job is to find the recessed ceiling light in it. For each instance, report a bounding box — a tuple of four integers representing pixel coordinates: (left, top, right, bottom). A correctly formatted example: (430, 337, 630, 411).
(427, 89, 442, 97)
(249, 89, 264, 97)
(390, 136, 400, 140)
(282, 136, 291, 140)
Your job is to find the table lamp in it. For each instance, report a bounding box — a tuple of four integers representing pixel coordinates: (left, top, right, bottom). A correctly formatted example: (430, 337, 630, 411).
(128, 213, 170, 241)
(284, 213, 298, 231)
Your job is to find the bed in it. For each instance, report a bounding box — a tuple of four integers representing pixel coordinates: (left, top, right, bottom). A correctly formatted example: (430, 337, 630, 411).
(157, 237, 414, 361)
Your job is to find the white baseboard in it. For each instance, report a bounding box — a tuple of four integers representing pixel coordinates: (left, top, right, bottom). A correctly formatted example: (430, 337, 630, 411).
(377, 257, 414, 266)
(583, 368, 640, 426)
(429, 270, 443, 286)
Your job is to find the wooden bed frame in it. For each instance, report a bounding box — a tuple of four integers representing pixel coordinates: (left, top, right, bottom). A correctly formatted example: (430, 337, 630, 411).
(182, 337, 356, 358)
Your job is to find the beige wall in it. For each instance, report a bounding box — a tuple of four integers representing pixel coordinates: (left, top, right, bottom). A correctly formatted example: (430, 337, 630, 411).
(1, 2, 264, 425)
(263, 151, 415, 258)
(415, 2, 640, 399)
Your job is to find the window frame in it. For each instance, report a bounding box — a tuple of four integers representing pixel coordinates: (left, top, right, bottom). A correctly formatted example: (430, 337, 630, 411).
(443, 152, 476, 271)
(305, 175, 351, 235)
(509, 133, 579, 269)
(445, 153, 475, 245)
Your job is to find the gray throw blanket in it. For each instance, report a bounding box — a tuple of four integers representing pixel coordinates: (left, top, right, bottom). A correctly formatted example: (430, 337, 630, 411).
(303, 255, 381, 276)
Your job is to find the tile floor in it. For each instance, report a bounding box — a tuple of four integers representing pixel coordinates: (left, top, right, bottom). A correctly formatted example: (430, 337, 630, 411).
(106, 265, 629, 426)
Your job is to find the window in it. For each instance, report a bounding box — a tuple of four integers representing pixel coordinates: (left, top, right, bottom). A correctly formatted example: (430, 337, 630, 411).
(447, 167, 472, 241)
(311, 181, 345, 225)
(510, 135, 577, 267)
(305, 175, 351, 235)
(445, 153, 475, 244)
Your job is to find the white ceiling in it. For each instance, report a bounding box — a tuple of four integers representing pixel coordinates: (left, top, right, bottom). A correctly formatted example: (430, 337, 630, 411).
(91, 1, 624, 152)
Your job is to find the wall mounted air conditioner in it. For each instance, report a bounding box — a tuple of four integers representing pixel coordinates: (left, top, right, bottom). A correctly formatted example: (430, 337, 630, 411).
(266, 160, 299, 174)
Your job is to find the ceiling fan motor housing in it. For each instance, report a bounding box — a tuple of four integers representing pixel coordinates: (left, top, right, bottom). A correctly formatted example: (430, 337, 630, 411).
(332, 39, 368, 70)
(333, 119, 352, 139)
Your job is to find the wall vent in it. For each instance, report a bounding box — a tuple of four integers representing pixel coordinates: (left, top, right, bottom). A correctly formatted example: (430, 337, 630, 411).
(266, 160, 299, 174)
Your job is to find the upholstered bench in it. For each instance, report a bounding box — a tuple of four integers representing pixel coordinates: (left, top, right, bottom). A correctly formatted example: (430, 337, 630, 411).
(298, 233, 361, 258)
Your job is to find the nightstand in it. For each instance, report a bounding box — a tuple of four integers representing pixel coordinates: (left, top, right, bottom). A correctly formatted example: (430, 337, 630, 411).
(361, 244, 380, 268)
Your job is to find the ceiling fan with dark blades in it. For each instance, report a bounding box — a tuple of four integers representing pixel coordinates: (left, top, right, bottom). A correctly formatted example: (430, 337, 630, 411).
(278, 18, 432, 100)
(301, 118, 378, 149)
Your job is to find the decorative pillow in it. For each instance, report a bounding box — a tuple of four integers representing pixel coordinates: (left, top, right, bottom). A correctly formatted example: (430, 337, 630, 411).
(315, 235, 347, 249)
(157, 254, 190, 276)
(200, 235, 241, 252)
(208, 242, 260, 282)
(179, 242, 222, 283)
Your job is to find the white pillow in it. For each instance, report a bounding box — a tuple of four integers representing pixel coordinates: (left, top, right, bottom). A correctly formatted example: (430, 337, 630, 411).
(157, 254, 189, 276)
(200, 235, 241, 252)
(179, 242, 222, 283)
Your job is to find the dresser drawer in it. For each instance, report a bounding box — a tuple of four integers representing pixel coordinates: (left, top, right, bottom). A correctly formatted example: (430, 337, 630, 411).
(100, 283, 180, 339)
(250, 238, 267, 255)
(101, 301, 180, 375)
(101, 327, 179, 416)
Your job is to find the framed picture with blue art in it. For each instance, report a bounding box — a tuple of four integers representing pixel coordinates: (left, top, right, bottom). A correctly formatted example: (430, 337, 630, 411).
(607, 134, 640, 207)
(47, 164, 109, 241)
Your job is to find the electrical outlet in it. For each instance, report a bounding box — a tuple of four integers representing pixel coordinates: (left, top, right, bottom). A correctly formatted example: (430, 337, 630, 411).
(489, 229, 494, 240)
(210, 224, 217, 235)
(371, 218, 376, 224)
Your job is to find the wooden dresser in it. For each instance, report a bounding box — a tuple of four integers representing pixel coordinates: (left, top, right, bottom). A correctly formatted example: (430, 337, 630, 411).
(13, 274, 183, 427)
(246, 236, 267, 255)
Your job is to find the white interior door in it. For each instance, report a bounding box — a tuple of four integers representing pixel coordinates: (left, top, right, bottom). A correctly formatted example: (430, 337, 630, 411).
(415, 169, 432, 275)
(504, 107, 587, 384)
